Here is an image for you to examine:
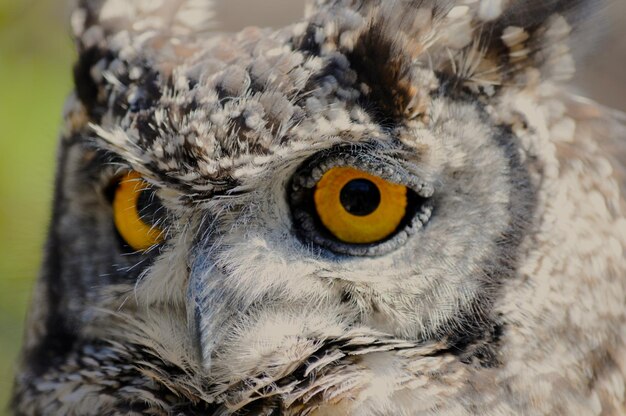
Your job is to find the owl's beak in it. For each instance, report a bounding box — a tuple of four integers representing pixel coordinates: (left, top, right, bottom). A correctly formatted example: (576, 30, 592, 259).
(187, 259, 238, 369)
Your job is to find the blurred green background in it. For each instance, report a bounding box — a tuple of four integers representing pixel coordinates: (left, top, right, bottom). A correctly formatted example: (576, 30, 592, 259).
(0, 0, 73, 411)
(0, 0, 624, 414)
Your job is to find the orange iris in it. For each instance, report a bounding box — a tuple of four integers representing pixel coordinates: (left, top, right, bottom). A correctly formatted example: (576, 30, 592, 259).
(112, 171, 164, 251)
(314, 167, 407, 244)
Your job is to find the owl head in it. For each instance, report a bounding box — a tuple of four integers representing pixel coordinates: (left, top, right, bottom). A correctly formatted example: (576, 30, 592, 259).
(14, 0, 626, 414)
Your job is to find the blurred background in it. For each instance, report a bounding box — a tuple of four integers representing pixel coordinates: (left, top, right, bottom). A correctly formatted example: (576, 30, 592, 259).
(0, 0, 624, 412)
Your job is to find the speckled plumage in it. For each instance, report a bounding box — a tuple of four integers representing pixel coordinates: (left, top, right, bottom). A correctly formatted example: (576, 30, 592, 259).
(12, 0, 626, 415)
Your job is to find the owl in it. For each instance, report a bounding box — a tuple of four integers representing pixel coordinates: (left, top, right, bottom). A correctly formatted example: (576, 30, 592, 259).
(11, 0, 626, 414)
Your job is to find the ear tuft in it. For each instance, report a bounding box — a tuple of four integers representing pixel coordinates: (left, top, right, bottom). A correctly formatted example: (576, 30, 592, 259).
(318, 0, 604, 102)
(72, 0, 215, 43)
(70, 0, 215, 119)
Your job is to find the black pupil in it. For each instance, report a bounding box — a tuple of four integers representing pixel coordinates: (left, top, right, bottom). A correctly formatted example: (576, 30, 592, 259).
(339, 179, 381, 216)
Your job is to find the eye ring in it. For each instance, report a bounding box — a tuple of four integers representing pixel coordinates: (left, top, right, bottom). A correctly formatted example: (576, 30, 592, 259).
(289, 148, 434, 257)
(112, 171, 165, 252)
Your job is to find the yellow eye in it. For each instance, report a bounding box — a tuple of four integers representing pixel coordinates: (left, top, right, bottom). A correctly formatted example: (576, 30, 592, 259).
(112, 171, 164, 251)
(314, 167, 408, 244)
